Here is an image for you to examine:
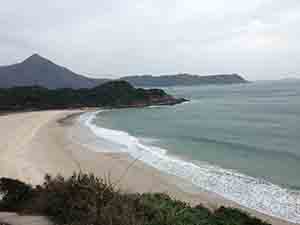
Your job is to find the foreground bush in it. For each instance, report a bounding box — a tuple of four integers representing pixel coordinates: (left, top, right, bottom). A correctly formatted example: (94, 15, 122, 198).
(0, 178, 33, 212)
(0, 173, 271, 225)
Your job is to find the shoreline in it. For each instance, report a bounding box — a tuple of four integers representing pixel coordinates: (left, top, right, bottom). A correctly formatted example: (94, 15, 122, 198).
(0, 110, 295, 225)
(79, 110, 300, 224)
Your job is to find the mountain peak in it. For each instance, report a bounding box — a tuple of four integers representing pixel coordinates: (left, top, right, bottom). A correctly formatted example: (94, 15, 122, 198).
(30, 53, 42, 58)
(23, 54, 51, 65)
(0, 54, 108, 89)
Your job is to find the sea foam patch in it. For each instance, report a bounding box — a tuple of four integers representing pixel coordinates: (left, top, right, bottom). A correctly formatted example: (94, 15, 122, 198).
(81, 111, 300, 224)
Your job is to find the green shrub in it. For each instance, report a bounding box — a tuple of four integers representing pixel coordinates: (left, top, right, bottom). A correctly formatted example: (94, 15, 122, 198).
(0, 173, 271, 225)
(31, 173, 144, 225)
(138, 193, 211, 225)
(0, 178, 33, 211)
(209, 207, 268, 225)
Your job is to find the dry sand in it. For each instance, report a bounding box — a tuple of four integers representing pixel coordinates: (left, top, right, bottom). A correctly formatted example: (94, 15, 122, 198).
(0, 110, 295, 225)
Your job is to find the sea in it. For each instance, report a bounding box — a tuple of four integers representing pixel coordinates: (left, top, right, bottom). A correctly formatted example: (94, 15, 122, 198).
(80, 80, 300, 223)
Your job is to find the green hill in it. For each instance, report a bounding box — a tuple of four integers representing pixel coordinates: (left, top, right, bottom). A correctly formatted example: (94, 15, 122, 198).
(0, 80, 187, 111)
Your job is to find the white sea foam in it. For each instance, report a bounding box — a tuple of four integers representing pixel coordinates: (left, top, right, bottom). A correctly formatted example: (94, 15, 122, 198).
(81, 111, 300, 224)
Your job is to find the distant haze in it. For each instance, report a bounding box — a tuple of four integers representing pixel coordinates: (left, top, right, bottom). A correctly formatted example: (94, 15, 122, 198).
(1, 0, 299, 80)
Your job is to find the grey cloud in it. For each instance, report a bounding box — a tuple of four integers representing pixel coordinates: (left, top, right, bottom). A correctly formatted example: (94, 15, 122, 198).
(0, 0, 299, 80)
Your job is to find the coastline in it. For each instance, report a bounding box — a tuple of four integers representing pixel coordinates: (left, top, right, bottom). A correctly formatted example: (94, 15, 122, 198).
(0, 110, 295, 225)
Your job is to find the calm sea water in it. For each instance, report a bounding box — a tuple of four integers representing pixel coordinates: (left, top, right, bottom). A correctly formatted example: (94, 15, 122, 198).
(82, 80, 300, 222)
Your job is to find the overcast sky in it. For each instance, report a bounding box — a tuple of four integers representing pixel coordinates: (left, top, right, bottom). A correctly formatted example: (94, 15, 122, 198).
(0, 0, 299, 80)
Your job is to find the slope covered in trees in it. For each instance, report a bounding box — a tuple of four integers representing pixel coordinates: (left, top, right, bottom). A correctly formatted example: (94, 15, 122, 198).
(0, 80, 187, 111)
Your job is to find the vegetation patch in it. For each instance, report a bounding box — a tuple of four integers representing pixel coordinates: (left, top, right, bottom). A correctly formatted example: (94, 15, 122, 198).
(0, 80, 186, 111)
(0, 173, 271, 225)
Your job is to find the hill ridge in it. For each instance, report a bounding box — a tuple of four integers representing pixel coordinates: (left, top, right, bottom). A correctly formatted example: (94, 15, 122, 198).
(0, 54, 248, 89)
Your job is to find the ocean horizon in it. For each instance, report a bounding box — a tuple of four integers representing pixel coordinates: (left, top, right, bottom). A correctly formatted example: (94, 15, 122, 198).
(80, 80, 300, 223)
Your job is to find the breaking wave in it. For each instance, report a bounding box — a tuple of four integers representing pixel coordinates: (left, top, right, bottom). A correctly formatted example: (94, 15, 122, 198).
(80, 111, 300, 223)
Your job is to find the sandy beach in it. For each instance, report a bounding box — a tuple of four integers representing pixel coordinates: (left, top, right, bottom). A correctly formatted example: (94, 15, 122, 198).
(0, 110, 295, 225)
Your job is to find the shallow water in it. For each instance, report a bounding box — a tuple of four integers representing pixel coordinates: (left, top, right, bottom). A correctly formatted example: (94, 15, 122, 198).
(82, 80, 300, 223)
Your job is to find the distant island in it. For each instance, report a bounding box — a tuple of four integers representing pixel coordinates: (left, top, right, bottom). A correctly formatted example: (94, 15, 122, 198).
(0, 54, 248, 89)
(121, 73, 247, 87)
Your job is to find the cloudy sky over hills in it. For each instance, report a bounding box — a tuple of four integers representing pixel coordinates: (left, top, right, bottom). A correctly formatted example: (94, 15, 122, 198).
(1, 0, 299, 80)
